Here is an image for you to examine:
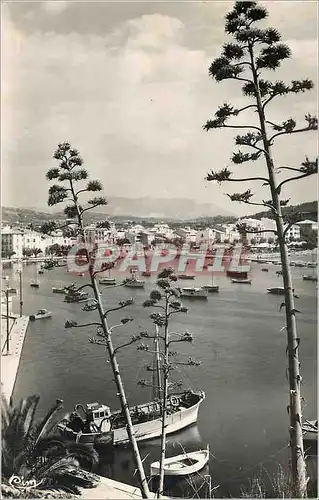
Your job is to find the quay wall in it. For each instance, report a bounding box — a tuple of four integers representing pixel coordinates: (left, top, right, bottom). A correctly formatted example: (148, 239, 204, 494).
(80, 475, 166, 499)
(1, 315, 29, 400)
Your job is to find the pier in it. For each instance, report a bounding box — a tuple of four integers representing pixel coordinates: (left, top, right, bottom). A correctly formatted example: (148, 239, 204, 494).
(1, 314, 29, 400)
(80, 476, 164, 499)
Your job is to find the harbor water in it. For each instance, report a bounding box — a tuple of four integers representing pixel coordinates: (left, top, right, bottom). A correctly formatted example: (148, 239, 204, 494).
(7, 258, 317, 497)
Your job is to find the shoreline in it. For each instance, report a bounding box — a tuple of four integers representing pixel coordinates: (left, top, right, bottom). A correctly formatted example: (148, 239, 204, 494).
(1, 315, 29, 400)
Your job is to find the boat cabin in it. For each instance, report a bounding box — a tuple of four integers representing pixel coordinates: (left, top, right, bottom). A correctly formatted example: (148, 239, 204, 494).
(86, 403, 111, 429)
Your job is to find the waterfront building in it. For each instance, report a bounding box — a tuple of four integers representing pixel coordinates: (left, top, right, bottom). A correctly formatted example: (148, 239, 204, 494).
(297, 219, 318, 234)
(23, 230, 46, 252)
(175, 227, 197, 243)
(1, 226, 24, 259)
(222, 223, 241, 243)
(195, 228, 216, 246)
(151, 223, 174, 239)
(284, 224, 301, 241)
(84, 224, 116, 245)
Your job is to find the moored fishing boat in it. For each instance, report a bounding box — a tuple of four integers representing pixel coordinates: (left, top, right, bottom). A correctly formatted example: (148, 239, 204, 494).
(124, 268, 145, 288)
(64, 294, 89, 303)
(267, 286, 285, 295)
(231, 278, 252, 284)
(180, 288, 208, 299)
(57, 316, 205, 446)
(57, 391, 205, 445)
(303, 275, 317, 282)
(226, 269, 248, 279)
(124, 279, 145, 289)
(52, 286, 66, 294)
(178, 274, 195, 280)
(99, 277, 117, 286)
(202, 267, 219, 293)
(30, 281, 40, 288)
(150, 445, 209, 477)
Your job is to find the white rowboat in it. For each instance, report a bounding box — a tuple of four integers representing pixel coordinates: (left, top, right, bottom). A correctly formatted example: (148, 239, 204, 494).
(180, 288, 208, 299)
(150, 445, 209, 477)
(30, 309, 52, 321)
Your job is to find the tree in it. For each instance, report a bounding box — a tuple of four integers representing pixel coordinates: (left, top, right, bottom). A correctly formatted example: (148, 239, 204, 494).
(142, 268, 200, 497)
(32, 249, 43, 257)
(302, 229, 317, 250)
(42, 142, 150, 498)
(22, 248, 33, 258)
(203, 2, 317, 496)
(1, 394, 99, 497)
(47, 244, 62, 256)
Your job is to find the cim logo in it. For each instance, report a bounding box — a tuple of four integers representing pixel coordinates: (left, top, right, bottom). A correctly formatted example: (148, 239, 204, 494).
(9, 475, 45, 491)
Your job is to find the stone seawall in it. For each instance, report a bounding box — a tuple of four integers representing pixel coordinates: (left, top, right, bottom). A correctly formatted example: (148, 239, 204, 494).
(1, 315, 29, 399)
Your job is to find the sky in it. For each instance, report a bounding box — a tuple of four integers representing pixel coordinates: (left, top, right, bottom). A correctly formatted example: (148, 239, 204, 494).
(1, 0, 318, 216)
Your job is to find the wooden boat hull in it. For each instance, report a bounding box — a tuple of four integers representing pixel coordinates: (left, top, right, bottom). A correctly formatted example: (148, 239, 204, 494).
(267, 288, 285, 295)
(231, 279, 251, 284)
(30, 313, 52, 321)
(202, 285, 219, 293)
(150, 449, 209, 476)
(124, 283, 145, 288)
(226, 270, 248, 279)
(303, 276, 317, 282)
(114, 396, 203, 445)
(181, 293, 208, 299)
(99, 279, 116, 286)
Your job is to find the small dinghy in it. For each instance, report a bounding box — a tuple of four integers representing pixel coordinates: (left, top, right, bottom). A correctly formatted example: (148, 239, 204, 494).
(30, 309, 52, 321)
(30, 281, 40, 288)
(180, 287, 208, 299)
(99, 277, 116, 286)
(231, 278, 252, 284)
(267, 286, 285, 295)
(52, 287, 66, 294)
(150, 446, 209, 477)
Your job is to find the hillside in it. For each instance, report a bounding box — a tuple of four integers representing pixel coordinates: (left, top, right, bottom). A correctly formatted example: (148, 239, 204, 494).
(247, 201, 317, 221)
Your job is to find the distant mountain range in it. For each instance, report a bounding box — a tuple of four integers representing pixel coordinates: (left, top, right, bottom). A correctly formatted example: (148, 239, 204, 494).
(3, 196, 234, 221)
(2, 200, 316, 227)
